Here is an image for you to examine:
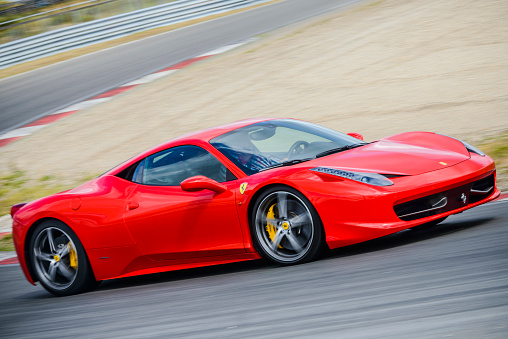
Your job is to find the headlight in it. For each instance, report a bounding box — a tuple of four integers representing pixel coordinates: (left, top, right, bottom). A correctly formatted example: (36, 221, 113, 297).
(311, 167, 394, 186)
(437, 134, 485, 156)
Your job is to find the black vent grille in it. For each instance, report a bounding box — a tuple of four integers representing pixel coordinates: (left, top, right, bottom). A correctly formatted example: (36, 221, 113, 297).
(470, 173, 495, 204)
(394, 193, 447, 221)
(394, 173, 495, 221)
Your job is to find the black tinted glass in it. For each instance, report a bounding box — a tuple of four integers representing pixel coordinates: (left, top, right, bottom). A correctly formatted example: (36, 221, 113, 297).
(135, 145, 233, 186)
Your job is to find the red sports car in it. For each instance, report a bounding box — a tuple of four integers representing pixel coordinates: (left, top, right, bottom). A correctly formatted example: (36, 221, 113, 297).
(11, 118, 499, 296)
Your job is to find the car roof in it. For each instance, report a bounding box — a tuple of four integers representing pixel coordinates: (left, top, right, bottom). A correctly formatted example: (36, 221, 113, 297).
(104, 117, 278, 176)
(167, 117, 275, 144)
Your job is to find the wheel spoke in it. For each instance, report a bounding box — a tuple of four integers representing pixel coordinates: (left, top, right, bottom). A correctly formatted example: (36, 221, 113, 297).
(255, 209, 267, 227)
(277, 193, 288, 219)
(271, 229, 284, 251)
(58, 245, 69, 258)
(286, 234, 303, 252)
(258, 214, 278, 232)
(58, 264, 75, 281)
(261, 216, 277, 225)
(288, 213, 311, 228)
(48, 262, 57, 281)
(46, 228, 56, 253)
(35, 251, 53, 262)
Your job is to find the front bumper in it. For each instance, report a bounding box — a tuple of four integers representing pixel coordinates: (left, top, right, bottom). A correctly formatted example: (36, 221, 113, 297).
(314, 155, 499, 249)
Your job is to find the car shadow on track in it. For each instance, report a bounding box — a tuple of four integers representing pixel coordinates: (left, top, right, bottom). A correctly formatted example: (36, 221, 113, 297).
(96, 259, 272, 292)
(326, 216, 495, 259)
(91, 216, 494, 294)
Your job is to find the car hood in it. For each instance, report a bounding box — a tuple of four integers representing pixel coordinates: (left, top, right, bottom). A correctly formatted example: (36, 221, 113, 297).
(312, 138, 470, 176)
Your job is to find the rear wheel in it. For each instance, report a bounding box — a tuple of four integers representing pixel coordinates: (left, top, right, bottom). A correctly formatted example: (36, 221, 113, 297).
(29, 220, 97, 296)
(251, 186, 324, 264)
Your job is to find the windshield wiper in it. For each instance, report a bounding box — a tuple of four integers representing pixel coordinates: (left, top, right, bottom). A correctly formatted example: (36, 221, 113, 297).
(315, 143, 367, 158)
(259, 158, 314, 172)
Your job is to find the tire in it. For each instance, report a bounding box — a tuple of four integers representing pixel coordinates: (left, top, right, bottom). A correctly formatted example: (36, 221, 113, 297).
(28, 220, 97, 296)
(251, 186, 324, 264)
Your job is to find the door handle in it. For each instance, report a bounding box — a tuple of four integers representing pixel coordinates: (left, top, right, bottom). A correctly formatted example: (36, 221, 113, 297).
(127, 202, 139, 210)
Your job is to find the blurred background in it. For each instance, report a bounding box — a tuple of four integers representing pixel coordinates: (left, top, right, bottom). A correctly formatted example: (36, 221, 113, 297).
(0, 0, 507, 337)
(1, 0, 178, 43)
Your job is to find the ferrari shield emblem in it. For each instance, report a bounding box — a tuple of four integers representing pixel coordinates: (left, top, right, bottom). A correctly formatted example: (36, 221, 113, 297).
(239, 183, 248, 194)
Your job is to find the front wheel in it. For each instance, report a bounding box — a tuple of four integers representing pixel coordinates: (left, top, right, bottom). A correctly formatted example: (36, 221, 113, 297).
(29, 220, 97, 296)
(251, 186, 324, 264)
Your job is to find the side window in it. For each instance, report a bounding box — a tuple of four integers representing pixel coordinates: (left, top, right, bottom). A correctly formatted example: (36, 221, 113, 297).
(132, 146, 234, 186)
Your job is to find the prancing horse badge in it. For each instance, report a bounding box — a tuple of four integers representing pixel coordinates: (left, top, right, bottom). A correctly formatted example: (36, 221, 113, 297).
(239, 183, 248, 194)
(459, 193, 467, 204)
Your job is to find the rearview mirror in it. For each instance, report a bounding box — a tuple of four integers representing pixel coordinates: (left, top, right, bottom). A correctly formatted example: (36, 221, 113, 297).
(347, 132, 364, 141)
(181, 176, 227, 194)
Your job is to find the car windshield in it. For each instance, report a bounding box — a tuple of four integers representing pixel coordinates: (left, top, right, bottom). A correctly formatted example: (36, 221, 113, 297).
(210, 119, 366, 175)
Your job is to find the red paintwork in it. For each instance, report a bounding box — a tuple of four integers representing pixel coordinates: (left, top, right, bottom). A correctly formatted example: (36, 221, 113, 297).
(123, 180, 244, 262)
(11, 203, 27, 217)
(308, 138, 470, 176)
(347, 132, 364, 141)
(12, 118, 500, 286)
(181, 176, 228, 193)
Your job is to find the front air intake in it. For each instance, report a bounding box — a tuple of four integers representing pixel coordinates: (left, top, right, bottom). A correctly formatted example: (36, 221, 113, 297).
(394, 193, 448, 221)
(394, 172, 495, 221)
(470, 173, 495, 204)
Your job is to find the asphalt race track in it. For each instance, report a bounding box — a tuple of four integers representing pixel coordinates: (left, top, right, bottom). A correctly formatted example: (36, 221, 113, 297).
(0, 0, 365, 134)
(1, 201, 507, 338)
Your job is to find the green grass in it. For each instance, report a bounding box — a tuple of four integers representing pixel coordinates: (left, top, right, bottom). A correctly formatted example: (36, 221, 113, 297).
(0, 0, 15, 7)
(1, 0, 100, 24)
(0, 233, 14, 251)
(478, 131, 508, 191)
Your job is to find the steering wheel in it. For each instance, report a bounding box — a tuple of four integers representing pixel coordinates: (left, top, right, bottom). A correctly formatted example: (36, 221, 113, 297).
(287, 140, 310, 159)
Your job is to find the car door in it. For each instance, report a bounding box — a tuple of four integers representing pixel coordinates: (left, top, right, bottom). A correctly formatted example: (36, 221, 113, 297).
(123, 145, 245, 261)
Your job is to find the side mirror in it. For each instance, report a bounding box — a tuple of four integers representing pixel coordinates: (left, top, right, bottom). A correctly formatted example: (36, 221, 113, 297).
(347, 132, 364, 141)
(181, 176, 227, 194)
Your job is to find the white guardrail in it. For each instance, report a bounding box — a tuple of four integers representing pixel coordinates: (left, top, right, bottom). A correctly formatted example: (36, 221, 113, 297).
(0, 0, 271, 69)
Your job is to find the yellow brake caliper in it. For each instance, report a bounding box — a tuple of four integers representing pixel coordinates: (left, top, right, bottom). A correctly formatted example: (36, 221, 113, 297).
(67, 242, 78, 269)
(266, 204, 283, 249)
